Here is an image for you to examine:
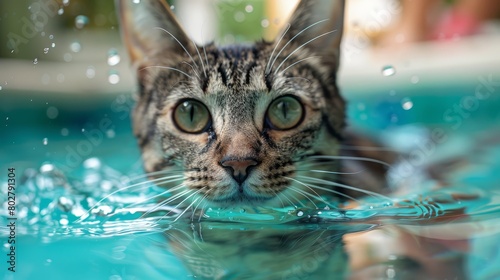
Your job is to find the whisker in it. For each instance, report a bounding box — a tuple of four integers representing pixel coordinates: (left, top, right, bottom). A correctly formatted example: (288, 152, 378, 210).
(305, 155, 391, 168)
(77, 175, 184, 220)
(181, 61, 200, 79)
(340, 145, 400, 152)
(282, 190, 304, 208)
(124, 169, 182, 182)
(203, 44, 209, 73)
(164, 188, 205, 219)
(301, 181, 361, 203)
(125, 181, 186, 209)
(288, 186, 319, 208)
(191, 191, 210, 221)
(271, 189, 286, 208)
(141, 188, 191, 218)
(269, 18, 329, 74)
(153, 27, 201, 75)
(265, 24, 291, 75)
(274, 29, 337, 75)
(288, 177, 336, 207)
(139, 65, 192, 79)
(296, 168, 364, 175)
(123, 174, 183, 189)
(172, 188, 207, 222)
(279, 56, 319, 75)
(193, 42, 207, 78)
(297, 175, 392, 201)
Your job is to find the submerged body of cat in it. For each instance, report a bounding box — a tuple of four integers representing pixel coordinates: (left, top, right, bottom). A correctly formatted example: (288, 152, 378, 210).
(118, 0, 390, 211)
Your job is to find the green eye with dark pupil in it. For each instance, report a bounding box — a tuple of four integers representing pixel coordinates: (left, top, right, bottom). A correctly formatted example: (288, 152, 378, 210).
(266, 96, 304, 130)
(173, 99, 211, 133)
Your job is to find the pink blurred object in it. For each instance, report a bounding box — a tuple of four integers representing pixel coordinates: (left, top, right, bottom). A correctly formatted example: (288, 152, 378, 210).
(431, 10, 481, 40)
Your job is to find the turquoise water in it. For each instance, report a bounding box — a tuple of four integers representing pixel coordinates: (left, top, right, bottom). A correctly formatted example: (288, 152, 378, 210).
(1, 86, 500, 279)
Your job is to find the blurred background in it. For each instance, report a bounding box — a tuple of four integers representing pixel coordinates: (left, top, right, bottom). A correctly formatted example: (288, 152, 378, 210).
(1, 0, 500, 170)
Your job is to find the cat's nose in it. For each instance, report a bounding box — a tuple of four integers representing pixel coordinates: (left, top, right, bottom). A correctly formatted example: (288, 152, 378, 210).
(220, 157, 259, 184)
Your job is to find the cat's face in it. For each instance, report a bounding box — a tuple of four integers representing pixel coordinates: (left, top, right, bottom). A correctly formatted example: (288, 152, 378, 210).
(118, 0, 345, 207)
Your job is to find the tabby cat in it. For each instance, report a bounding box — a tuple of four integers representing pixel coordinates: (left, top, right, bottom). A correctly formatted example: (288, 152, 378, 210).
(116, 1, 466, 279)
(117, 0, 390, 210)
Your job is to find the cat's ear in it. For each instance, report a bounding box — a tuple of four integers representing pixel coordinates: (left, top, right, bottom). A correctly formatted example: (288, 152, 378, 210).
(116, 0, 193, 68)
(277, 0, 345, 70)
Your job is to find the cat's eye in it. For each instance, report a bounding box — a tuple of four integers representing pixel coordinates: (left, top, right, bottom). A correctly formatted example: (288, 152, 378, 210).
(265, 96, 304, 130)
(173, 99, 211, 133)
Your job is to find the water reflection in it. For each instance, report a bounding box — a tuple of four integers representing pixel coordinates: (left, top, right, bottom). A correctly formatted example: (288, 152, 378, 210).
(150, 218, 467, 279)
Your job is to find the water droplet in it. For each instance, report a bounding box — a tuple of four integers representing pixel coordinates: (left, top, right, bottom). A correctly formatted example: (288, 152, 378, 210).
(410, 75, 420, 84)
(401, 98, 413, 110)
(0, 86, 2, 90)
(106, 129, 115, 138)
(107, 49, 120, 66)
(245, 5, 254, 13)
(86, 66, 96, 79)
(51, 42, 56, 48)
(6, 117, 9, 120)
(49, 34, 54, 40)
(170, 5, 175, 10)
(58, 8, 64, 15)
(56, 73, 65, 83)
(64, 53, 72, 62)
(33, 58, 38, 64)
(43, 138, 48, 145)
(81, 128, 85, 132)
(381, 65, 396, 76)
(41, 74, 50, 85)
(108, 70, 120, 84)
(70, 41, 81, 53)
(234, 11, 245, 22)
(61, 128, 69, 136)
(132, 0, 140, 3)
(261, 19, 269, 28)
(75, 15, 89, 29)
(297, 210, 304, 217)
(62, 0, 70, 6)
(43, 47, 49, 54)
(46, 106, 59, 119)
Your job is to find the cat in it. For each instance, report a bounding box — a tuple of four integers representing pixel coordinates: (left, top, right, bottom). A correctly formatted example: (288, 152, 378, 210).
(117, 0, 392, 211)
(116, 1, 466, 279)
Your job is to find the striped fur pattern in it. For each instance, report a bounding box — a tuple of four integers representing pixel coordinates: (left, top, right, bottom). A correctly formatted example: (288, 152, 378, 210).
(117, 0, 388, 208)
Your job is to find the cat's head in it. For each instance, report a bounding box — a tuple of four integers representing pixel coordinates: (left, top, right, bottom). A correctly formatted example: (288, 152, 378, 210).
(118, 0, 345, 207)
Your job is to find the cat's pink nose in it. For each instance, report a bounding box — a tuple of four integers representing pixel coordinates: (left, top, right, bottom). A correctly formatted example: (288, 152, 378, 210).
(220, 157, 259, 185)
